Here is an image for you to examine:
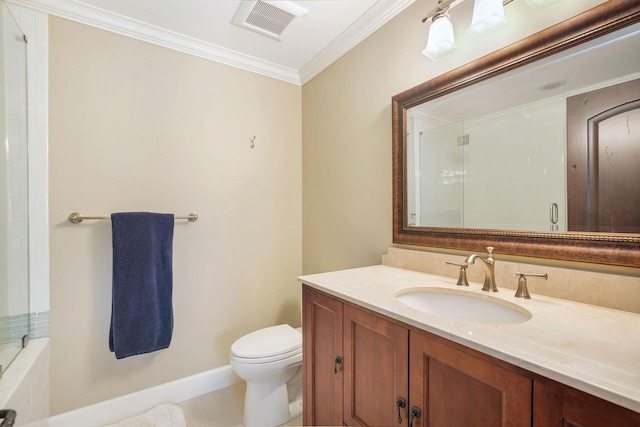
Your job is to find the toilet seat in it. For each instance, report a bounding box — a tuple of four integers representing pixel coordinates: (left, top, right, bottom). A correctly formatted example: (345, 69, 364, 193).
(231, 324, 302, 364)
(231, 348, 302, 365)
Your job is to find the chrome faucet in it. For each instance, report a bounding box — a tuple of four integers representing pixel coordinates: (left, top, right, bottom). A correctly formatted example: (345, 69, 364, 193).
(465, 246, 498, 292)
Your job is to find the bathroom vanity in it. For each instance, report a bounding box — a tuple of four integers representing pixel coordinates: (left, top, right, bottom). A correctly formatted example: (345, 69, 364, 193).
(299, 266, 640, 427)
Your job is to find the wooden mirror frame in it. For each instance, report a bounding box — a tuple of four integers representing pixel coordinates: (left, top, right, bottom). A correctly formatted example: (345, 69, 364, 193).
(392, 0, 640, 268)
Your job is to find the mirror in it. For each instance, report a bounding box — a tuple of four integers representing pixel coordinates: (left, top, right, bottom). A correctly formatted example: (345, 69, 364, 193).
(407, 23, 640, 233)
(392, 1, 640, 267)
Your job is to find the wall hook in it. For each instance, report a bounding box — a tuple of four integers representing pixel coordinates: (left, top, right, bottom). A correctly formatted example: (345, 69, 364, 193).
(250, 136, 256, 148)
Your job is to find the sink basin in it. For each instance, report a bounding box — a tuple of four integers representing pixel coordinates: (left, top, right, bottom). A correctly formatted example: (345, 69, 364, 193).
(395, 288, 532, 324)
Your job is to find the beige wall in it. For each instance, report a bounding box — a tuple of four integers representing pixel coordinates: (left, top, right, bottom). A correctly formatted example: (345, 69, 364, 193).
(46, 0, 638, 415)
(301, 0, 625, 275)
(49, 17, 302, 414)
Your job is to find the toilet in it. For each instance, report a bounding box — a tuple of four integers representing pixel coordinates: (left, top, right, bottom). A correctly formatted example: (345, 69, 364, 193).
(230, 324, 303, 427)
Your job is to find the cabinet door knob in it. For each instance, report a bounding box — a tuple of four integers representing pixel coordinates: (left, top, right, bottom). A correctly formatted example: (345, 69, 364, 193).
(334, 355, 342, 374)
(396, 397, 406, 424)
(409, 406, 421, 427)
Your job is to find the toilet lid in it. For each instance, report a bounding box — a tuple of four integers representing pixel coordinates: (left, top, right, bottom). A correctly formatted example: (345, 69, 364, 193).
(231, 324, 302, 359)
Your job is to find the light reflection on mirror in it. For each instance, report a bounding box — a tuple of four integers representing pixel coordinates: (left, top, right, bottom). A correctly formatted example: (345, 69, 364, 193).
(406, 22, 640, 233)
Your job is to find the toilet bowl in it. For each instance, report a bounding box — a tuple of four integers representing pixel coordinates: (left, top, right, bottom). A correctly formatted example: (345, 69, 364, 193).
(230, 324, 303, 427)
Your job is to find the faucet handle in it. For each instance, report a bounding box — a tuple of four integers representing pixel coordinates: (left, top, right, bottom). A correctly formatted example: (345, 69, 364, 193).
(486, 246, 495, 257)
(514, 272, 547, 299)
(446, 261, 469, 287)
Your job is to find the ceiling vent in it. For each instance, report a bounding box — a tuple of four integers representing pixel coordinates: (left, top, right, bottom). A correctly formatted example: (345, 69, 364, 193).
(233, 1, 308, 40)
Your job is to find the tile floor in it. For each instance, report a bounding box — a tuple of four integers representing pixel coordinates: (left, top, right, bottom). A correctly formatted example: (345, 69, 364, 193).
(177, 382, 303, 427)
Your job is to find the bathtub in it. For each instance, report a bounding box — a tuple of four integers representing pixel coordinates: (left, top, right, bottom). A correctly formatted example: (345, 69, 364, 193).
(0, 338, 50, 426)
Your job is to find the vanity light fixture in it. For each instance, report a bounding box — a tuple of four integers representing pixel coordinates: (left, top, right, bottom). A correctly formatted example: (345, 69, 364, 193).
(422, 0, 566, 61)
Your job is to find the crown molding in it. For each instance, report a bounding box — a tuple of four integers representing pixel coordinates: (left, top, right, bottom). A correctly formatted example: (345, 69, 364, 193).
(7, 0, 302, 84)
(299, 0, 415, 85)
(8, 0, 415, 86)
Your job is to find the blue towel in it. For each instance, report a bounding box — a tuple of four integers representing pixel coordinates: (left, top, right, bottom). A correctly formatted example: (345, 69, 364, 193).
(109, 212, 174, 359)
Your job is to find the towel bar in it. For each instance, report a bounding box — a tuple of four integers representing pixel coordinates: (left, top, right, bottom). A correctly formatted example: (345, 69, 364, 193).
(68, 212, 198, 224)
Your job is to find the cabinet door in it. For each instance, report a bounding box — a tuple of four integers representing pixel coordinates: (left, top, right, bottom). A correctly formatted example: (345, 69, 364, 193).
(343, 305, 409, 427)
(534, 380, 640, 427)
(303, 286, 344, 426)
(410, 329, 532, 427)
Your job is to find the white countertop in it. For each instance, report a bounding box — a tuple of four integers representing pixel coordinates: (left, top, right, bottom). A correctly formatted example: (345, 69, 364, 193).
(298, 265, 640, 413)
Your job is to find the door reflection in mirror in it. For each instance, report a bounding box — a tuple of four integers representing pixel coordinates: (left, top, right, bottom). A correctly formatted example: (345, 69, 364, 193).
(567, 78, 640, 233)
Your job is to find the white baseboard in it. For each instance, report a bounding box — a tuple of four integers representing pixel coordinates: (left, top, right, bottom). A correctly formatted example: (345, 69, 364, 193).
(45, 365, 241, 427)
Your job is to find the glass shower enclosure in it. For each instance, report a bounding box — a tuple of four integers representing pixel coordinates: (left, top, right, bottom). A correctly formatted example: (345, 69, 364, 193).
(0, 1, 30, 375)
(407, 96, 567, 233)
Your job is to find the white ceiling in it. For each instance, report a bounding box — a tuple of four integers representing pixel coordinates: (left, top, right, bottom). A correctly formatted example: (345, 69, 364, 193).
(12, 0, 415, 85)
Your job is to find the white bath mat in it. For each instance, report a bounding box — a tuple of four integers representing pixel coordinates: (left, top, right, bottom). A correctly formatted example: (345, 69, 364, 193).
(104, 403, 186, 427)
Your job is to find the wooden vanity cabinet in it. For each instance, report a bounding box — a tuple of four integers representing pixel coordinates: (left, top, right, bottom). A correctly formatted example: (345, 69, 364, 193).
(303, 286, 531, 426)
(302, 286, 639, 427)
